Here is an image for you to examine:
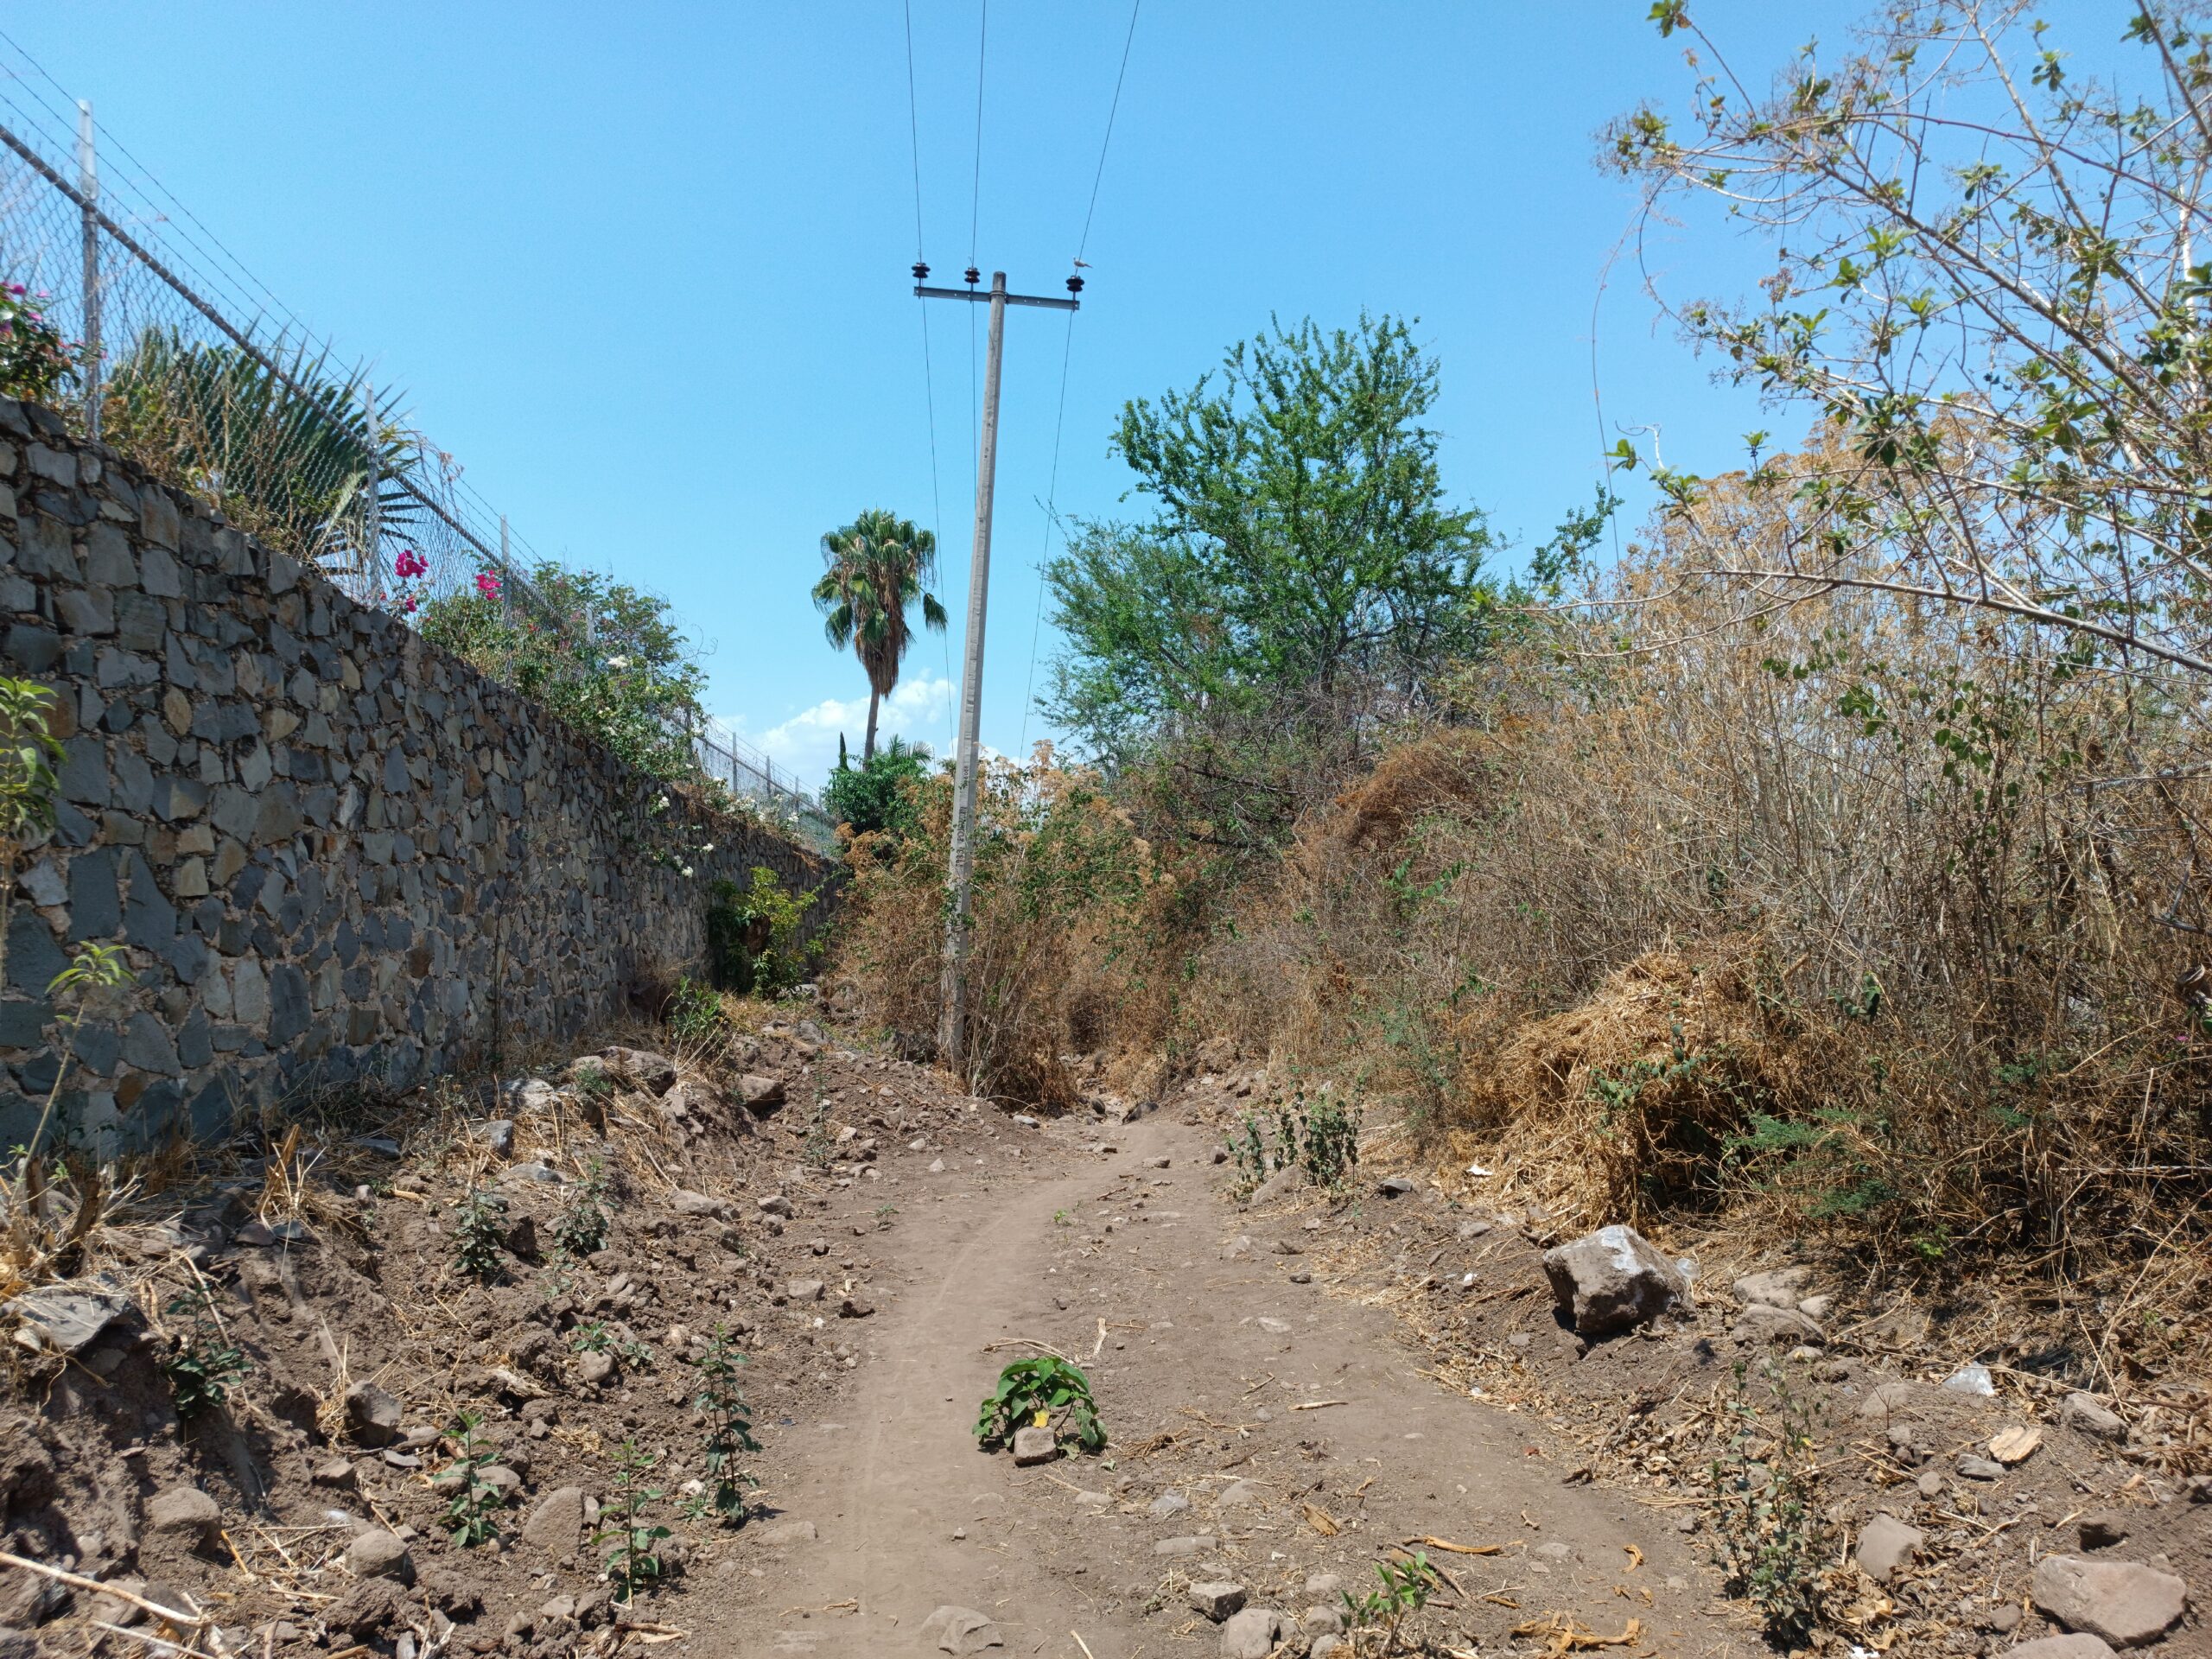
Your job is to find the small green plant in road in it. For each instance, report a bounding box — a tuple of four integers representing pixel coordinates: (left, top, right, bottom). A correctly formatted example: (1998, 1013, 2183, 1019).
(1052, 1209, 1071, 1227)
(450, 1186, 510, 1280)
(551, 1160, 612, 1259)
(1342, 1550, 1442, 1652)
(442, 1410, 508, 1547)
(1707, 1361, 1834, 1648)
(594, 1440, 672, 1601)
(685, 1327, 761, 1525)
(570, 1320, 613, 1355)
(159, 1287, 249, 1417)
(976, 1355, 1106, 1453)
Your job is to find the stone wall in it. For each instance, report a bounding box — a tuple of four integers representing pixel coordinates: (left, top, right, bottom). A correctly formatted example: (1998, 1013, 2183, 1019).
(0, 399, 831, 1152)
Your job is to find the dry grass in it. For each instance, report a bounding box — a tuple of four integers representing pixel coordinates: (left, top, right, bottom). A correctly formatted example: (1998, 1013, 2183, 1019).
(833, 470, 2212, 1388)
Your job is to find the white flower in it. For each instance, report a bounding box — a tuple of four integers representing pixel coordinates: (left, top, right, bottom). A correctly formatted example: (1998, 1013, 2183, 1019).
(680, 865, 694, 877)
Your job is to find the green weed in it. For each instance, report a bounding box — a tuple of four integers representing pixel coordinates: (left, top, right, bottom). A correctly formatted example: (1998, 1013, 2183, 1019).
(450, 1186, 511, 1281)
(976, 1356, 1106, 1454)
(1707, 1361, 1835, 1647)
(593, 1441, 672, 1601)
(441, 1410, 508, 1548)
(684, 1328, 760, 1525)
(158, 1287, 249, 1417)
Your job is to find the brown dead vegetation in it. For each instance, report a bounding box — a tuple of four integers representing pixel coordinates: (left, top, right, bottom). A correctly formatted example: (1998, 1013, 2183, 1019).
(835, 475, 2212, 1390)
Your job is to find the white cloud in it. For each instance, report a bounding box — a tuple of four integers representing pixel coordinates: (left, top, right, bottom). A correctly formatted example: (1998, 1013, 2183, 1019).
(719, 676, 953, 791)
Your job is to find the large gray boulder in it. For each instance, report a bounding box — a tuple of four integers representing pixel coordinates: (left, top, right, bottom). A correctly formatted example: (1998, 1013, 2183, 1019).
(1541, 1224, 1689, 1335)
(2031, 1555, 2187, 1649)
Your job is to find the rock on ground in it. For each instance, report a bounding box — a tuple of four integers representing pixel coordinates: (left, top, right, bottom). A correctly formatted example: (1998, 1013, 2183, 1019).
(2031, 1554, 2188, 1649)
(1012, 1425, 1058, 1465)
(1189, 1581, 1248, 1621)
(344, 1379, 403, 1446)
(1541, 1224, 1689, 1335)
(2061, 1392, 2126, 1443)
(2007, 1638, 2119, 1659)
(1854, 1513, 1923, 1581)
(143, 1486, 219, 1551)
(737, 1073, 788, 1114)
(919, 1605, 1003, 1654)
(522, 1485, 586, 1552)
(3, 1274, 134, 1354)
(1219, 1607, 1287, 1657)
(343, 1529, 414, 1584)
(598, 1046, 677, 1095)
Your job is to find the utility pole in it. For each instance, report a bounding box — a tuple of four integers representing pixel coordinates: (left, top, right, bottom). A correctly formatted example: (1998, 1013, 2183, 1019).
(915, 264, 1080, 1082)
(75, 100, 99, 442)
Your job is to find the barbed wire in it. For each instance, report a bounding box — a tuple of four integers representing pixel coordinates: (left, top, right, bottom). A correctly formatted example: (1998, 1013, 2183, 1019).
(0, 51, 835, 848)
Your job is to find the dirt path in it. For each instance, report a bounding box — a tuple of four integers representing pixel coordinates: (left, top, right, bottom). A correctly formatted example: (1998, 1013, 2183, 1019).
(697, 1109, 1753, 1659)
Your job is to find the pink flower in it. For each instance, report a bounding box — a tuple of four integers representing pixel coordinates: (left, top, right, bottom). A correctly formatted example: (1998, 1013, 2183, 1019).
(393, 548, 427, 579)
(474, 572, 502, 600)
(400, 595, 420, 614)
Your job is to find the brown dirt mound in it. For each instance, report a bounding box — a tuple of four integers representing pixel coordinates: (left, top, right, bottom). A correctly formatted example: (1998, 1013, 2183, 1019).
(1471, 941, 1830, 1230)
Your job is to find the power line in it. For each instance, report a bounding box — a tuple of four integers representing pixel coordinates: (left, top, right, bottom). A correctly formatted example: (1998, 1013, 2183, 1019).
(1075, 0, 1141, 265)
(966, 0, 987, 570)
(901, 0, 954, 744)
(968, 0, 987, 270)
(1018, 0, 1142, 756)
(1017, 307, 1078, 760)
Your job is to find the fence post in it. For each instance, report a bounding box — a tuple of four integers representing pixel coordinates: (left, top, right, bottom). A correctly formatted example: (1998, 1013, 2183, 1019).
(361, 378, 379, 601)
(499, 515, 514, 618)
(74, 100, 99, 442)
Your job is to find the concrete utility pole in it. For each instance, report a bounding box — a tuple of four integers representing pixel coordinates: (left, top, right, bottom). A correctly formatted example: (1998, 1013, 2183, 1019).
(915, 267, 1079, 1082)
(75, 100, 99, 442)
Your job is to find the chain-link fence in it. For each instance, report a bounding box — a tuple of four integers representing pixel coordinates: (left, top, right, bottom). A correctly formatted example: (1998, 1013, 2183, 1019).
(0, 47, 836, 851)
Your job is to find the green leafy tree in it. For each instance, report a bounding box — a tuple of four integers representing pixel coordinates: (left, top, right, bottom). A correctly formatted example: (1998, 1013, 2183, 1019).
(1044, 313, 1497, 755)
(812, 510, 948, 760)
(418, 562, 707, 779)
(1610, 1, 2212, 679)
(823, 735, 933, 839)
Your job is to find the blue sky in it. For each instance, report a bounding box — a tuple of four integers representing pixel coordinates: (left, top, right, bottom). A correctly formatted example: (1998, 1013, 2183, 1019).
(2, 3, 1860, 790)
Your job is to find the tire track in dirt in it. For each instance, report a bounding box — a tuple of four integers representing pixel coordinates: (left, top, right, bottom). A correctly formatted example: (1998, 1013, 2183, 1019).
(701, 1109, 1755, 1659)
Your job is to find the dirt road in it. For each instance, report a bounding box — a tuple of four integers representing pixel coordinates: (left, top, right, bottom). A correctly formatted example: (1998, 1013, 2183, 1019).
(698, 1108, 1750, 1658)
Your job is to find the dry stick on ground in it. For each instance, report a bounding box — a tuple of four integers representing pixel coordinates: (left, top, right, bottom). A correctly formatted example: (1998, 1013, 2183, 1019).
(981, 1338, 1076, 1363)
(1, 1552, 213, 1628)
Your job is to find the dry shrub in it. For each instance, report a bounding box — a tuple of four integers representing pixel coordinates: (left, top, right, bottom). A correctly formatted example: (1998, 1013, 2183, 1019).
(1472, 941, 1837, 1230)
(1181, 468, 2212, 1285)
(834, 750, 1169, 1110)
(834, 466, 2212, 1319)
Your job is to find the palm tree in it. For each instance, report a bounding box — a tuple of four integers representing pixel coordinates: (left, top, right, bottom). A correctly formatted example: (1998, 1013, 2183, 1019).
(812, 510, 948, 760)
